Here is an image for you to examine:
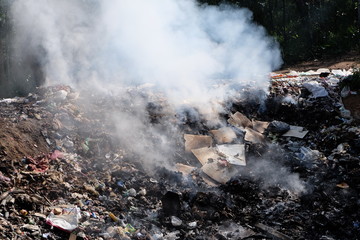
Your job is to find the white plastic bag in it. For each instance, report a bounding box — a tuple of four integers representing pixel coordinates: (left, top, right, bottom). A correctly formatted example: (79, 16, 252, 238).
(46, 206, 80, 232)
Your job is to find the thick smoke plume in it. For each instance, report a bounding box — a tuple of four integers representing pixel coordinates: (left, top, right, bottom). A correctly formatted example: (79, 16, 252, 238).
(10, 0, 288, 183)
(11, 0, 281, 105)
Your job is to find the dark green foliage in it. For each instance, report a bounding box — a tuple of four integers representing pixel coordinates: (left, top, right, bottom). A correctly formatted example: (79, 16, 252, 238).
(198, 0, 360, 64)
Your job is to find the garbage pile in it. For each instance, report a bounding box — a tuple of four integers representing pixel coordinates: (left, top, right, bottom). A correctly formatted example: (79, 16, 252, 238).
(0, 68, 359, 240)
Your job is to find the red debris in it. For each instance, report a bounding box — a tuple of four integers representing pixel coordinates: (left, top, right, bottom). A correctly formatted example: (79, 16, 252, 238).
(26, 150, 63, 172)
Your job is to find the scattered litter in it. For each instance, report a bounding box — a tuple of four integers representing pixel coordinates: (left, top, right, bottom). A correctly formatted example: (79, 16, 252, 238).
(171, 216, 182, 226)
(184, 134, 213, 152)
(0, 69, 359, 239)
(216, 144, 246, 166)
(244, 127, 265, 144)
(336, 183, 349, 189)
(252, 120, 270, 134)
(46, 206, 81, 232)
(282, 125, 308, 138)
(175, 163, 195, 176)
(303, 81, 329, 98)
(210, 127, 237, 143)
(201, 159, 238, 184)
(228, 112, 253, 128)
(267, 121, 290, 134)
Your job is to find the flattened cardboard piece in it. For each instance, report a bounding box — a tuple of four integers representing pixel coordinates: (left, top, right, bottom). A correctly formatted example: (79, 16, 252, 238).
(191, 147, 219, 166)
(175, 163, 196, 176)
(184, 134, 213, 152)
(282, 125, 308, 139)
(210, 127, 237, 144)
(216, 144, 246, 166)
(252, 120, 270, 134)
(192, 147, 240, 184)
(200, 172, 221, 187)
(201, 161, 237, 184)
(244, 127, 265, 144)
(228, 112, 253, 128)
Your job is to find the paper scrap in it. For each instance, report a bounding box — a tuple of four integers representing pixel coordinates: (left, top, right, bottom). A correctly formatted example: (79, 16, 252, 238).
(184, 134, 213, 152)
(210, 127, 237, 143)
(228, 112, 253, 128)
(282, 126, 308, 138)
(252, 120, 270, 134)
(244, 127, 265, 144)
(216, 144, 246, 166)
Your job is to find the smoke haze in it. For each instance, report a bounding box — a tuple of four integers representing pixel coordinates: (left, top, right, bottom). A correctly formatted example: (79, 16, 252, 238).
(11, 0, 281, 106)
(8, 0, 302, 192)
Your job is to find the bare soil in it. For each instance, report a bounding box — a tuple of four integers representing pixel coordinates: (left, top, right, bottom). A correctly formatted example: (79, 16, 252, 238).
(0, 119, 49, 161)
(343, 94, 360, 120)
(278, 51, 360, 73)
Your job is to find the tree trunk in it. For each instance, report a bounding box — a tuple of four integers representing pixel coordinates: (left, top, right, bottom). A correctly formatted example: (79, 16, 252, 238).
(358, 0, 360, 31)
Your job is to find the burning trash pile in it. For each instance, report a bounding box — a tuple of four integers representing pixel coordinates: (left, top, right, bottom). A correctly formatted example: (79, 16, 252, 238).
(0, 68, 360, 240)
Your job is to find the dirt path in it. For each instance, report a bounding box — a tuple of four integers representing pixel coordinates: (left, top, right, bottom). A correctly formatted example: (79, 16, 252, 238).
(278, 51, 360, 73)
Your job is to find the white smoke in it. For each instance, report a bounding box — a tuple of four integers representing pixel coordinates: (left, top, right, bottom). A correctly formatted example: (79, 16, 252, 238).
(11, 0, 281, 106)
(10, 0, 283, 170)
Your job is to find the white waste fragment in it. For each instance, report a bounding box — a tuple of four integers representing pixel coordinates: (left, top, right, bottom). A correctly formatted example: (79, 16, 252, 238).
(171, 216, 182, 226)
(0, 97, 22, 104)
(216, 144, 246, 166)
(303, 81, 329, 98)
(327, 77, 340, 86)
(128, 188, 137, 197)
(337, 143, 346, 153)
(341, 86, 351, 98)
(54, 90, 68, 101)
(282, 95, 298, 105)
(339, 106, 352, 119)
(282, 126, 308, 139)
(22, 224, 40, 231)
(188, 221, 197, 228)
(46, 206, 81, 232)
(298, 147, 320, 161)
(316, 68, 330, 74)
(42, 232, 51, 238)
(331, 69, 352, 77)
(289, 70, 299, 76)
(164, 230, 180, 240)
(305, 70, 317, 75)
(152, 233, 164, 240)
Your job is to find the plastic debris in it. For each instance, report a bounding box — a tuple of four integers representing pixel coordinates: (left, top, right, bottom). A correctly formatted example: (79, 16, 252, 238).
(303, 81, 329, 98)
(171, 216, 182, 226)
(46, 206, 81, 232)
(282, 125, 309, 138)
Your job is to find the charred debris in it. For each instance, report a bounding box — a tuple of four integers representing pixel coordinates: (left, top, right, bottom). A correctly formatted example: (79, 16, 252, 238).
(0, 69, 360, 240)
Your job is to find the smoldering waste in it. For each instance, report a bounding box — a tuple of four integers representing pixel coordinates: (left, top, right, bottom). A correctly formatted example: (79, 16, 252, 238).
(0, 69, 360, 240)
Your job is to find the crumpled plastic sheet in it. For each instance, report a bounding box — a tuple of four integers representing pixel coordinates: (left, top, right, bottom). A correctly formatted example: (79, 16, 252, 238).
(303, 81, 329, 98)
(46, 206, 81, 232)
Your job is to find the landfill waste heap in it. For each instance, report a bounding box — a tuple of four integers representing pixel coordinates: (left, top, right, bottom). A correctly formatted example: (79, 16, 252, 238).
(0, 68, 359, 240)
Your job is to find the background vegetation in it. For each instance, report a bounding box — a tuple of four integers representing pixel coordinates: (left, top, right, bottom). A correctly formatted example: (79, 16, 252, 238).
(0, 0, 359, 96)
(199, 0, 360, 63)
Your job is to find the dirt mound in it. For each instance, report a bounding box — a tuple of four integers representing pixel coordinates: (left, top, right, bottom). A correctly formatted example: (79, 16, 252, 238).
(0, 118, 49, 161)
